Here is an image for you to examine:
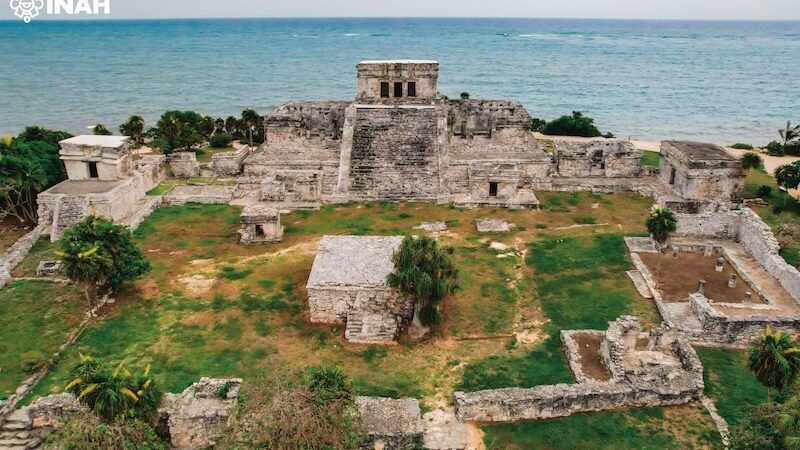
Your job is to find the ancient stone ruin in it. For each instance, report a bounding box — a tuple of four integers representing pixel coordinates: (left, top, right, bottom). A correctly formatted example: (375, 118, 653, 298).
(36, 135, 165, 241)
(306, 235, 414, 344)
(238, 204, 283, 244)
(454, 316, 704, 423)
(356, 396, 424, 450)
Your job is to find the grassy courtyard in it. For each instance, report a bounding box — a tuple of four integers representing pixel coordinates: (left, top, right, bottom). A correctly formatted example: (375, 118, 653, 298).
(0, 192, 738, 448)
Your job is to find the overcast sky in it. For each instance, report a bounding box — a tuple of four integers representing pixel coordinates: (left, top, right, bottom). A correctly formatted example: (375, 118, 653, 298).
(2, 0, 800, 21)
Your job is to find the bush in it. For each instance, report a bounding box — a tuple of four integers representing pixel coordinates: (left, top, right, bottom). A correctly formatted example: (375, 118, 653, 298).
(44, 412, 166, 450)
(460, 92, 470, 100)
(541, 111, 603, 138)
(92, 124, 112, 136)
(20, 350, 47, 374)
(209, 133, 234, 148)
(766, 141, 786, 156)
(757, 185, 773, 198)
(786, 143, 800, 156)
(420, 305, 443, 326)
(731, 143, 754, 150)
(529, 117, 547, 132)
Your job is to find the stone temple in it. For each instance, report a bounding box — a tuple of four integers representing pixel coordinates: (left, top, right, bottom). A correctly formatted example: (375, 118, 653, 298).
(236, 60, 746, 213)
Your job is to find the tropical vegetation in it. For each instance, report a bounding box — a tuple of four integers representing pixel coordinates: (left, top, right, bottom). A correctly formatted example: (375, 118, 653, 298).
(119, 115, 146, 147)
(646, 207, 678, 248)
(92, 124, 112, 136)
(741, 151, 763, 172)
(539, 111, 613, 138)
(59, 216, 150, 309)
(387, 235, 459, 326)
(747, 327, 800, 402)
(0, 126, 71, 224)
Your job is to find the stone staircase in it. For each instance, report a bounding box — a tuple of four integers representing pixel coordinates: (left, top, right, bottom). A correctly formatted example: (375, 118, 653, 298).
(0, 411, 39, 450)
(49, 195, 89, 241)
(345, 312, 398, 344)
(119, 195, 162, 230)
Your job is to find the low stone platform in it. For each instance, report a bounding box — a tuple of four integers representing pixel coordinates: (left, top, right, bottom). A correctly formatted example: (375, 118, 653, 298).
(357, 396, 423, 450)
(414, 222, 448, 233)
(475, 218, 515, 233)
(164, 185, 235, 205)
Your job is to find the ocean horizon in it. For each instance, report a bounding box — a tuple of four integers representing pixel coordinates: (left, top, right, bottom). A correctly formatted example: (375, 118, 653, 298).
(2, 17, 799, 144)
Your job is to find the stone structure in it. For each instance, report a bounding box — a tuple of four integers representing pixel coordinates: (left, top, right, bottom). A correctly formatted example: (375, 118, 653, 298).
(159, 378, 242, 450)
(238, 204, 283, 244)
(0, 378, 240, 450)
(625, 208, 800, 346)
(163, 184, 236, 205)
(306, 235, 414, 343)
(36, 136, 165, 240)
(211, 145, 250, 177)
(167, 152, 201, 178)
(454, 316, 704, 423)
(239, 61, 741, 211)
(0, 225, 46, 289)
(35, 260, 62, 277)
(357, 396, 424, 450)
(475, 218, 515, 233)
(659, 141, 746, 212)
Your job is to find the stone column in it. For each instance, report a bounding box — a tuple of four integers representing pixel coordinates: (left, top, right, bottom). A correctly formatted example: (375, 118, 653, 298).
(728, 275, 737, 288)
(697, 280, 706, 295)
(715, 258, 724, 273)
(743, 292, 752, 304)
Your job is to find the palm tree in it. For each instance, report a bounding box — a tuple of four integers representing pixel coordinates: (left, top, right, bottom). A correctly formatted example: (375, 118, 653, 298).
(775, 162, 800, 207)
(646, 207, 678, 250)
(741, 152, 763, 172)
(119, 115, 145, 147)
(747, 326, 800, 403)
(779, 121, 800, 147)
(241, 108, 261, 146)
(386, 235, 458, 328)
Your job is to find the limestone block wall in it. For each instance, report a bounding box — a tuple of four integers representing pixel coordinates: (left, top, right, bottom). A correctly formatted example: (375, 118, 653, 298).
(212, 146, 250, 177)
(347, 107, 442, 200)
(454, 379, 702, 423)
(689, 293, 800, 345)
(168, 152, 200, 178)
(307, 286, 413, 325)
(135, 155, 167, 192)
(0, 225, 46, 288)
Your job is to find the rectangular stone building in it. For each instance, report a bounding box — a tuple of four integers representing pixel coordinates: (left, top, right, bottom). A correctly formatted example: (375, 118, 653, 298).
(306, 235, 414, 344)
(659, 141, 746, 206)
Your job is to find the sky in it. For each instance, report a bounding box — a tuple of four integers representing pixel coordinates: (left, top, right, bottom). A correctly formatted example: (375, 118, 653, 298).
(2, 0, 800, 21)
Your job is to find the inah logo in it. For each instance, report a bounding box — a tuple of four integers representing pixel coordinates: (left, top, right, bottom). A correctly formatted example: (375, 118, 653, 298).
(11, 0, 110, 22)
(10, 0, 44, 23)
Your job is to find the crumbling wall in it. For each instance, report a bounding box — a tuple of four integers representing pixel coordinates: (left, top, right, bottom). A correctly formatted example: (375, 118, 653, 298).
(0, 225, 45, 288)
(307, 286, 413, 325)
(167, 152, 200, 178)
(689, 293, 800, 345)
(212, 146, 250, 177)
(135, 155, 167, 192)
(357, 396, 423, 450)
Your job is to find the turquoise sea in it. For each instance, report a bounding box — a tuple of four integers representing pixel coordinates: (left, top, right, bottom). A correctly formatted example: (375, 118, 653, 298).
(1, 18, 798, 143)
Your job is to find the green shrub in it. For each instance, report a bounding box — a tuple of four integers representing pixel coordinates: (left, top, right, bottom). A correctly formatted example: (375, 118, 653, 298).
(44, 412, 167, 450)
(20, 350, 47, 374)
(786, 143, 800, 156)
(217, 381, 233, 399)
(219, 266, 252, 281)
(92, 124, 112, 136)
(253, 317, 272, 336)
(420, 305, 443, 326)
(529, 117, 547, 132)
(757, 185, 773, 198)
(541, 111, 603, 138)
(209, 133, 233, 148)
(766, 141, 786, 156)
(731, 143, 754, 150)
(361, 346, 389, 364)
(460, 92, 470, 100)
(572, 215, 597, 225)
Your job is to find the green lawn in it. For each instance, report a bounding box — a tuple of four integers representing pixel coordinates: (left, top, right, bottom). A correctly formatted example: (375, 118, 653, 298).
(0, 281, 85, 399)
(146, 183, 174, 196)
(482, 405, 723, 449)
(459, 233, 660, 392)
(641, 150, 662, 168)
(196, 146, 235, 163)
(11, 238, 59, 278)
(743, 167, 800, 266)
(696, 347, 768, 425)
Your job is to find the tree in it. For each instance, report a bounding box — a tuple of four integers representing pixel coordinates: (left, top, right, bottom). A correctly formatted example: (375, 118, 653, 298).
(92, 124, 112, 136)
(0, 127, 70, 224)
(775, 161, 800, 207)
(387, 235, 459, 327)
(460, 92, 470, 100)
(65, 354, 163, 423)
(646, 207, 678, 249)
(779, 121, 800, 148)
(220, 366, 362, 450)
(148, 110, 206, 154)
(748, 326, 800, 402)
(119, 115, 145, 148)
(741, 151, 763, 171)
(541, 111, 604, 138)
(224, 116, 240, 139)
(59, 216, 151, 309)
(241, 108, 261, 147)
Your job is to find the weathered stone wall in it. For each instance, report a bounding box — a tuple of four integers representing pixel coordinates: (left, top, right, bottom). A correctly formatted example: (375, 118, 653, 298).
(689, 293, 800, 345)
(357, 396, 423, 450)
(164, 185, 235, 205)
(307, 286, 412, 325)
(212, 146, 250, 177)
(0, 225, 46, 288)
(168, 152, 200, 178)
(659, 141, 746, 204)
(454, 379, 701, 423)
(357, 61, 439, 104)
(134, 155, 167, 192)
(553, 140, 642, 178)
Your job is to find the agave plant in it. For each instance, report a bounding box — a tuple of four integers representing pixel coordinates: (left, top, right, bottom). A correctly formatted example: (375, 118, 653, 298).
(65, 354, 163, 423)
